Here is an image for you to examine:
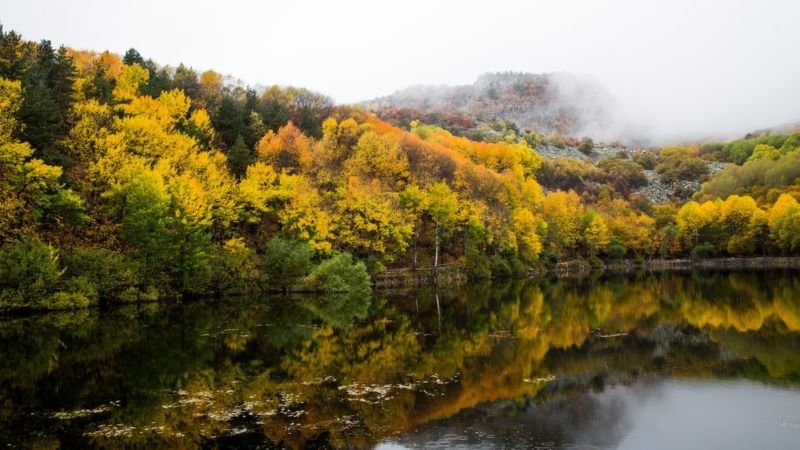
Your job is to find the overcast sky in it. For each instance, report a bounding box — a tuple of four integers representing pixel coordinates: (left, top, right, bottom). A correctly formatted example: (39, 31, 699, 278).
(5, 0, 800, 140)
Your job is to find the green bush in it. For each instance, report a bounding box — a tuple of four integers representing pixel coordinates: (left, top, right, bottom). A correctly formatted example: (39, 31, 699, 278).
(61, 248, 140, 301)
(656, 147, 709, 183)
(588, 255, 604, 270)
(462, 248, 492, 280)
(0, 240, 104, 309)
(632, 151, 657, 170)
(606, 238, 627, 260)
(598, 157, 648, 195)
(261, 238, 314, 293)
(691, 242, 715, 259)
(210, 238, 260, 295)
(578, 137, 594, 154)
(489, 255, 513, 278)
(304, 253, 370, 294)
(40, 291, 93, 310)
(0, 240, 62, 308)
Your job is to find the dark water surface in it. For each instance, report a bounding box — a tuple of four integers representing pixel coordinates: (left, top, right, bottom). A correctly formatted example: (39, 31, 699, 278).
(2, 270, 800, 448)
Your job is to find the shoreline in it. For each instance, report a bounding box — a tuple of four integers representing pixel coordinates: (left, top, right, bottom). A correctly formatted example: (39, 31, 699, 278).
(374, 256, 800, 287)
(3, 257, 798, 313)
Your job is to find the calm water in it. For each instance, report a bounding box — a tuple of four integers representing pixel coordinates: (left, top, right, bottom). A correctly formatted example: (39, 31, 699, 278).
(2, 271, 800, 449)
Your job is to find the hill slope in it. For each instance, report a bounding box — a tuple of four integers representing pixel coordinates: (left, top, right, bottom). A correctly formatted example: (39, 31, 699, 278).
(364, 72, 613, 137)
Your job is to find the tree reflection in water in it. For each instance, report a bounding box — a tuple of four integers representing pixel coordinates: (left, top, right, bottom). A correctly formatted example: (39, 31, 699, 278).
(1, 270, 800, 448)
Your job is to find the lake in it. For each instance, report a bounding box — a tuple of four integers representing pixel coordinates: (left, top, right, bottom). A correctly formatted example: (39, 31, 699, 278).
(2, 270, 800, 448)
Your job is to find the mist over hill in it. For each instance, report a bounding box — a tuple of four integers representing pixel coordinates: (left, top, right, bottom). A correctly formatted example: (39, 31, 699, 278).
(364, 72, 646, 142)
(364, 71, 799, 145)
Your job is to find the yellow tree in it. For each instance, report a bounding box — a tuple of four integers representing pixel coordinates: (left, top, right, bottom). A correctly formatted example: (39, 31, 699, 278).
(344, 130, 410, 190)
(399, 184, 429, 268)
(542, 190, 584, 254)
(513, 208, 545, 262)
(333, 177, 412, 266)
(720, 195, 758, 236)
(676, 201, 704, 247)
(426, 182, 460, 268)
(581, 209, 610, 256)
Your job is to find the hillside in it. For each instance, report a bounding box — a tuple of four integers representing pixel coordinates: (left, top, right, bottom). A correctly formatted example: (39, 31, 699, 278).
(1, 27, 800, 312)
(365, 72, 613, 139)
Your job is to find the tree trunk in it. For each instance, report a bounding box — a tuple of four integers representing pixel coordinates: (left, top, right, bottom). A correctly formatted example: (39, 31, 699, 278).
(413, 220, 418, 269)
(434, 223, 440, 268)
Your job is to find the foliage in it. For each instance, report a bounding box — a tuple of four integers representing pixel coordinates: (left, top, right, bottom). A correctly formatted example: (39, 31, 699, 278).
(61, 247, 141, 302)
(303, 253, 371, 295)
(577, 136, 594, 154)
(656, 146, 709, 183)
(261, 237, 314, 293)
(0, 239, 62, 307)
(3, 27, 800, 308)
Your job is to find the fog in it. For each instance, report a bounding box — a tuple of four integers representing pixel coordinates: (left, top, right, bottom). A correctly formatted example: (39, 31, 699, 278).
(4, 0, 799, 142)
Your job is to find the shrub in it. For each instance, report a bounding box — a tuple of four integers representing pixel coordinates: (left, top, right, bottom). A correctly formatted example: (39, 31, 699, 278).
(588, 255, 604, 270)
(462, 248, 492, 280)
(0, 240, 62, 308)
(304, 253, 371, 294)
(210, 238, 260, 295)
(261, 237, 314, 293)
(61, 248, 140, 301)
(691, 242, 716, 259)
(597, 157, 648, 195)
(489, 255, 513, 278)
(546, 131, 566, 148)
(606, 238, 627, 260)
(538, 158, 599, 193)
(632, 151, 657, 170)
(40, 291, 93, 310)
(656, 147, 709, 183)
(578, 137, 594, 154)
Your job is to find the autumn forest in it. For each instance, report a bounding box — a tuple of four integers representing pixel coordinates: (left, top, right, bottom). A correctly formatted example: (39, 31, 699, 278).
(2, 27, 800, 311)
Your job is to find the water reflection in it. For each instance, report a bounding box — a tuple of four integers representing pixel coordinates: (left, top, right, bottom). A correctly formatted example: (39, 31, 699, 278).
(1, 270, 800, 448)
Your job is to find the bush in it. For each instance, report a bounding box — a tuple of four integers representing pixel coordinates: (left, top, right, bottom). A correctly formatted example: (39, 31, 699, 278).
(546, 131, 566, 148)
(261, 237, 314, 293)
(462, 248, 492, 280)
(40, 291, 93, 310)
(632, 151, 657, 170)
(210, 238, 260, 295)
(656, 147, 709, 183)
(597, 157, 648, 195)
(538, 158, 599, 193)
(588, 255, 604, 270)
(606, 238, 627, 260)
(304, 253, 371, 294)
(691, 242, 715, 259)
(578, 137, 594, 154)
(0, 240, 62, 308)
(61, 248, 140, 301)
(489, 255, 513, 278)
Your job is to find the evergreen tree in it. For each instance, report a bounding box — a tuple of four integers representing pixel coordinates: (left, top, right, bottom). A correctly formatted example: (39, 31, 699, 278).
(172, 63, 199, 99)
(49, 46, 76, 124)
(227, 134, 254, 178)
(19, 70, 61, 150)
(122, 48, 144, 66)
(0, 26, 25, 80)
(213, 96, 245, 147)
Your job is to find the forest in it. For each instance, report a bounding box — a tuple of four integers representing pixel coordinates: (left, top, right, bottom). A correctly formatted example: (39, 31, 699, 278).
(2, 27, 800, 310)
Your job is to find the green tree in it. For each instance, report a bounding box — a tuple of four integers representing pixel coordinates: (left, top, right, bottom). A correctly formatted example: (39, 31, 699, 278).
(261, 237, 314, 293)
(227, 134, 254, 178)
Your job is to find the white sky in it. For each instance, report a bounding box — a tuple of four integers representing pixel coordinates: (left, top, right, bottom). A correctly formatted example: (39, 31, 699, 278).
(4, 0, 800, 140)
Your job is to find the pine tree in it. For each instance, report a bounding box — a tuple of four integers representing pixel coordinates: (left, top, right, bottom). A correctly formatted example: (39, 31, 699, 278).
(227, 134, 254, 178)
